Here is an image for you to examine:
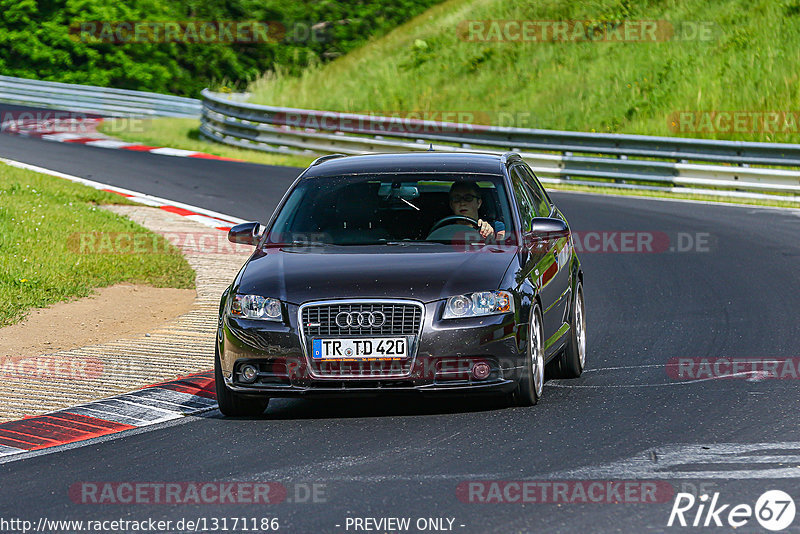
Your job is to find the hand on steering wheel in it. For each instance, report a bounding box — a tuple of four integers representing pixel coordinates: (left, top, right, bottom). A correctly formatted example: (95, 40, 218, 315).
(429, 215, 495, 240)
(429, 215, 480, 233)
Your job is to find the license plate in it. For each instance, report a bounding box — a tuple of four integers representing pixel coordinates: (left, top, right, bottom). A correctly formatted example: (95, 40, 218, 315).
(311, 337, 408, 359)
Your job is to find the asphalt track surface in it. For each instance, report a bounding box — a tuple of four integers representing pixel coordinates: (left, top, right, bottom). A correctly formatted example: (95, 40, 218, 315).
(1, 108, 799, 533)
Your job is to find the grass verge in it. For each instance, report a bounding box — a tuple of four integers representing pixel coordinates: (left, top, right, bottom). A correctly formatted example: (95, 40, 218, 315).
(98, 118, 316, 168)
(0, 163, 196, 327)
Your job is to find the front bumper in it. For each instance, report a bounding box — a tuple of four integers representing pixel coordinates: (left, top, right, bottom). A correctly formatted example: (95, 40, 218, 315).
(218, 300, 527, 397)
(222, 377, 518, 397)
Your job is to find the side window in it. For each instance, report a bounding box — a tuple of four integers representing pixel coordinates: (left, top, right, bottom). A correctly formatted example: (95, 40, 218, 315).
(520, 165, 551, 217)
(510, 167, 535, 231)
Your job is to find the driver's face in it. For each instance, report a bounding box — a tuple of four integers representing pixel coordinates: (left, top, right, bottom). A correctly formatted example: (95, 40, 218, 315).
(449, 188, 482, 219)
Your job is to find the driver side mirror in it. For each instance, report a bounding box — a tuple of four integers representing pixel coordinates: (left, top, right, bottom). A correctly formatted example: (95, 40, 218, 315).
(523, 217, 569, 249)
(228, 222, 262, 246)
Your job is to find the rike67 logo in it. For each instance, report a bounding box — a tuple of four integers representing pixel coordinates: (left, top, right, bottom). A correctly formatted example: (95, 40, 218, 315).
(668, 490, 796, 531)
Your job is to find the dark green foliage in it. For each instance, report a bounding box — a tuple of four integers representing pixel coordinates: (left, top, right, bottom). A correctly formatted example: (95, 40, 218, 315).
(0, 0, 441, 97)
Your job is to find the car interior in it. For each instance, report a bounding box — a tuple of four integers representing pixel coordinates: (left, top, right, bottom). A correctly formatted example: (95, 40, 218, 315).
(287, 179, 511, 244)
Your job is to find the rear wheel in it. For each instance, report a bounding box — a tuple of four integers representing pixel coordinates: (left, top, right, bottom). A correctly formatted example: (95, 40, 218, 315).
(557, 282, 586, 378)
(512, 304, 544, 406)
(214, 346, 269, 417)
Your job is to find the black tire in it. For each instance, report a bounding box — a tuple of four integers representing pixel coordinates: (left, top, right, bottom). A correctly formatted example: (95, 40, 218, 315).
(214, 346, 269, 417)
(511, 304, 544, 406)
(557, 282, 586, 378)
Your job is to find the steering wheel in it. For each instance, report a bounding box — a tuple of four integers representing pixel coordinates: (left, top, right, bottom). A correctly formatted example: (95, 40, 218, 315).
(428, 215, 480, 234)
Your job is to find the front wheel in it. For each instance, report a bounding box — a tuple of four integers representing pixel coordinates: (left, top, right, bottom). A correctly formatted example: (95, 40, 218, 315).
(512, 304, 545, 406)
(557, 282, 586, 378)
(214, 346, 269, 417)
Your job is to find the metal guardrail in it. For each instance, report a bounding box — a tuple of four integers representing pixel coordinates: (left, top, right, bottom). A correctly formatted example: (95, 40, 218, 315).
(0, 76, 201, 118)
(200, 90, 800, 201)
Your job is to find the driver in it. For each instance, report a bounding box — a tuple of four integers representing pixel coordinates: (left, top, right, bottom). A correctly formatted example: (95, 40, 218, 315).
(448, 182, 505, 240)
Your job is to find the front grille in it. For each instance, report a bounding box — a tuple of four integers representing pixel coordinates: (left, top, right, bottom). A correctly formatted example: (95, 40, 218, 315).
(299, 300, 424, 378)
(301, 302, 422, 337)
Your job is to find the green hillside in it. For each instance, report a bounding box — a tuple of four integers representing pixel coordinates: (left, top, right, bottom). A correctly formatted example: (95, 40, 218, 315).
(247, 0, 800, 143)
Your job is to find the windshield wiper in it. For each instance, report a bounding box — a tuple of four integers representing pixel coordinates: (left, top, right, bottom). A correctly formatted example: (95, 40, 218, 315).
(323, 240, 441, 246)
(282, 240, 331, 247)
(384, 240, 441, 246)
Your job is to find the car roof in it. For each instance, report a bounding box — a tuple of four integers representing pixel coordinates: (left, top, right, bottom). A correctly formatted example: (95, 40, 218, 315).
(301, 152, 519, 178)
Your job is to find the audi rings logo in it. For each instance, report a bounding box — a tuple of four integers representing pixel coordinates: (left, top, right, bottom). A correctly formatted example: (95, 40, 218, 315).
(335, 311, 387, 328)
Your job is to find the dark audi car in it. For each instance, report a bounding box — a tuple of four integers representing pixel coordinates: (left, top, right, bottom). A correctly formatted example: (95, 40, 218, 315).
(216, 152, 585, 415)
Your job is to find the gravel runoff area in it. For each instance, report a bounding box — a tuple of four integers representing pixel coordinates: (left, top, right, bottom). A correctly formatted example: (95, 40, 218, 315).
(0, 206, 250, 423)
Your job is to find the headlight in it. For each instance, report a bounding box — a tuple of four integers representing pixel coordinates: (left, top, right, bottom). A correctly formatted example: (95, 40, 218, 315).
(443, 291, 514, 319)
(228, 294, 282, 321)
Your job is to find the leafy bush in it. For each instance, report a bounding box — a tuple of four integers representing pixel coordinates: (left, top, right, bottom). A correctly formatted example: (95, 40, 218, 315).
(0, 0, 442, 97)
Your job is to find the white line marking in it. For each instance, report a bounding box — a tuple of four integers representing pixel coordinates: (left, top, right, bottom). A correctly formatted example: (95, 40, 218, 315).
(0, 445, 27, 457)
(0, 157, 246, 225)
(112, 397, 188, 418)
(149, 147, 200, 157)
(547, 442, 800, 479)
(550, 362, 796, 388)
(61, 405, 147, 426)
(122, 196, 164, 207)
(185, 214, 235, 228)
(547, 371, 761, 388)
(582, 364, 674, 372)
(84, 140, 137, 149)
(40, 133, 85, 141)
(121, 388, 216, 412)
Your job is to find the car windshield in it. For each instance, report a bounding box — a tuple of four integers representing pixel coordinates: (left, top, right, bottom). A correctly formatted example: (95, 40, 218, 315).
(265, 173, 516, 247)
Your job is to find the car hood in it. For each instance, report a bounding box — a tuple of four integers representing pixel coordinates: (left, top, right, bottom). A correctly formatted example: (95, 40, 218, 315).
(237, 245, 518, 304)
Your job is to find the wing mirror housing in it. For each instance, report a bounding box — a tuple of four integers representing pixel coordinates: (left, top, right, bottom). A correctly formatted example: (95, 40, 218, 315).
(523, 218, 569, 249)
(228, 222, 262, 246)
